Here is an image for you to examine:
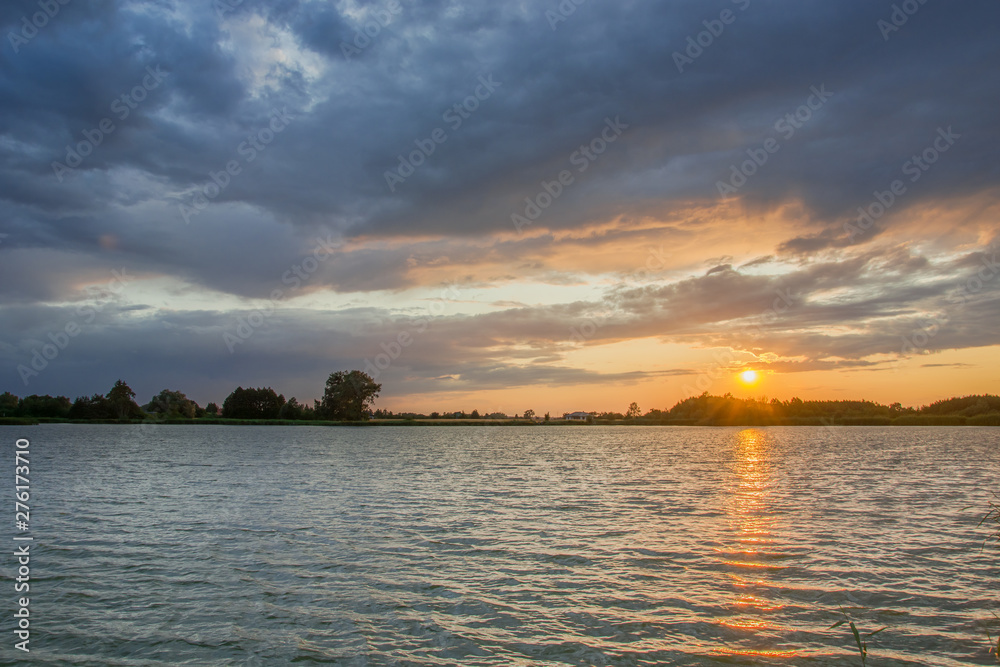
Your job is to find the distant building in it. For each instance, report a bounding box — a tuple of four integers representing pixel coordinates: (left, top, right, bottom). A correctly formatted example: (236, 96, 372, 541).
(563, 411, 592, 421)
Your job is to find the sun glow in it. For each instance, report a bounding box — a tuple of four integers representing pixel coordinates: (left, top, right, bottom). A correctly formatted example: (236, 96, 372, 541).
(740, 370, 758, 385)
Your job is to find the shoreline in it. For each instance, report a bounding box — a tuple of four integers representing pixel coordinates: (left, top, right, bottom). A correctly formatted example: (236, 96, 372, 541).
(3, 417, 996, 427)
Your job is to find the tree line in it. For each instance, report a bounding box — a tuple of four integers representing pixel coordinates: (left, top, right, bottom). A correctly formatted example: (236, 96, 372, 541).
(1, 370, 382, 423)
(629, 393, 1000, 426)
(3, 383, 999, 426)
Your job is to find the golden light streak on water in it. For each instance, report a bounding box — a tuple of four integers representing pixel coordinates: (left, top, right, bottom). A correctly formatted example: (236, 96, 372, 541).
(713, 428, 797, 657)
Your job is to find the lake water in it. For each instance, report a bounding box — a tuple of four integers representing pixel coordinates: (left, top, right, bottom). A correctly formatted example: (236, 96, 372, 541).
(3, 424, 999, 665)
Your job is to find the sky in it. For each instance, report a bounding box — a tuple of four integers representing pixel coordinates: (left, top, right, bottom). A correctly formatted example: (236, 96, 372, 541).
(1, 0, 998, 415)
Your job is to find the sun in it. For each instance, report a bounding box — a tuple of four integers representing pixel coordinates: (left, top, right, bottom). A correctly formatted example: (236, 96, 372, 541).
(740, 370, 758, 385)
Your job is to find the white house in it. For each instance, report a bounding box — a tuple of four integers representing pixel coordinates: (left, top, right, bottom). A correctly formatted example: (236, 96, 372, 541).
(563, 411, 592, 421)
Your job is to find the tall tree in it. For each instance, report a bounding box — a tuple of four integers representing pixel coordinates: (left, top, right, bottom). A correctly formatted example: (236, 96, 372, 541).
(321, 371, 381, 421)
(107, 380, 142, 421)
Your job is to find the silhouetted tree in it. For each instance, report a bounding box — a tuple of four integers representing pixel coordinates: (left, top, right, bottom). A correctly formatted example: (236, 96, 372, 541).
(222, 386, 285, 419)
(69, 394, 115, 420)
(18, 395, 71, 418)
(0, 392, 18, 418)
(144, 389, 200, 419)
(320, 371, 381, 420)
(278, 397, 304, 420)
(106, 380, 142, 421)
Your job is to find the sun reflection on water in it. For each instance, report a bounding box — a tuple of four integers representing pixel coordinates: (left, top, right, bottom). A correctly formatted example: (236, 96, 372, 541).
(712, 428, 798, 658)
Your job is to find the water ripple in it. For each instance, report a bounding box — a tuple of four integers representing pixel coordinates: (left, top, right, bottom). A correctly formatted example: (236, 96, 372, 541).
(2, 424, 998, 665)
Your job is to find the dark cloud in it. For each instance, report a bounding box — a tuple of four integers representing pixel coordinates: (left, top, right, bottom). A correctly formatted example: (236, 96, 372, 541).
(1, 0, 998, 401)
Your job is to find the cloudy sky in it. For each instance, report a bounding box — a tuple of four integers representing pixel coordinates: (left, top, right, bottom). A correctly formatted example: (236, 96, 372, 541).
(1, 0, 998, 414)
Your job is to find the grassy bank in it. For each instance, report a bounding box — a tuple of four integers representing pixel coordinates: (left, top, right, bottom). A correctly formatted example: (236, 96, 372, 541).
(0, 417, 37, 426)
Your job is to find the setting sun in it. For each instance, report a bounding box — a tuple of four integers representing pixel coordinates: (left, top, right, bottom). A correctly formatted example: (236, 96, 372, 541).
(740, 370, 759, 385)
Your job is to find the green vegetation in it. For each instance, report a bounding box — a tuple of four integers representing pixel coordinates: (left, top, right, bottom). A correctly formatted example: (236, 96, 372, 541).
(830, 607, 886, 666)
(145, 389, 203, 419)
(222, 386, 286, 420)
(986, 611, 1000, 663)
(982, 495, 1000, 552)
(1, 372, 381, 425)
(3, 383, 999, 427)
(319, 370, 381, 421)
(633, 392, 1000, 426)
(107, 379, 143, 421)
